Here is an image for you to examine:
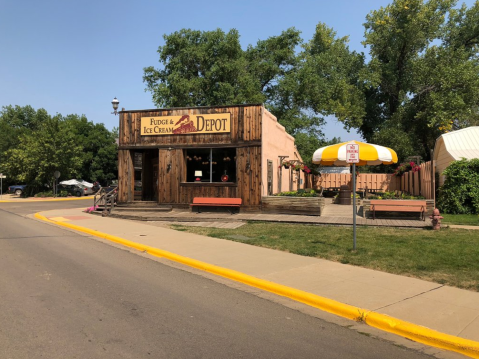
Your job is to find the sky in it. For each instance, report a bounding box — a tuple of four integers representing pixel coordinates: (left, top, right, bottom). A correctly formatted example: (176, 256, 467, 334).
(0, 0, 475, 142)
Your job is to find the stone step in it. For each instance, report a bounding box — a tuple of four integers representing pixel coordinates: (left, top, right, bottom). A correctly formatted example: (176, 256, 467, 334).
(118, 201, 160, 207)
(96, 204, 173, 212)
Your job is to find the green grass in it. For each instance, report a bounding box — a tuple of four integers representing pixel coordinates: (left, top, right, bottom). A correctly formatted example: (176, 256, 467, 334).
(441, 213, 479, 226)
(171, 222, 479, 291)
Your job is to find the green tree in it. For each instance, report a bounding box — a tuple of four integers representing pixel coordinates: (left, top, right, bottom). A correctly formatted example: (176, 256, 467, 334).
(298, 23, 367, 131)
(1, 106, 118, 192)
(4, 116, 83, 193)
(0, 105, 50, 173)
(66, 114, 118, 185)
(143, 28, 265, 107)
(360, 0, 479, 161)
(144, 27, 362, 163)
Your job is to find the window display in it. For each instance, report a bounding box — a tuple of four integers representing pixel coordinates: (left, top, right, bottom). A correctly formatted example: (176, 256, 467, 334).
(186, 148, 236, 183)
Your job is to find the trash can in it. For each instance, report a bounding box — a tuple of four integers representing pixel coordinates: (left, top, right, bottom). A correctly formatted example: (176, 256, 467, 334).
(338, 185, 351, 205)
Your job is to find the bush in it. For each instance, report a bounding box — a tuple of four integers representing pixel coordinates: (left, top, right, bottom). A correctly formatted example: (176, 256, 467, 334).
(368, 191, 425, 200)
(33, 190, 69, 198)
(437, 158, 479, 214)
(275, 190, 318, 197)
(35, 191, 53, 198)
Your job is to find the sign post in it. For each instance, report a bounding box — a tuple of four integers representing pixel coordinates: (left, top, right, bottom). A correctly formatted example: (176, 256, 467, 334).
(54, 171, 61, 198)
(0, 173, 5, 200)
(346, 144, 359, 250)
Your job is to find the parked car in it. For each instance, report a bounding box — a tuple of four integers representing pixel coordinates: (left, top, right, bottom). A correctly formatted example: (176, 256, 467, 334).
(8, 185, 27, 196)
(59, 179, 95, 195)
(56, 183, 87, 197)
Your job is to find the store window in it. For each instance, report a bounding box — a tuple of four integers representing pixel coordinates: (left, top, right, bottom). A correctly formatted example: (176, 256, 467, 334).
(186, 148, 236, 183)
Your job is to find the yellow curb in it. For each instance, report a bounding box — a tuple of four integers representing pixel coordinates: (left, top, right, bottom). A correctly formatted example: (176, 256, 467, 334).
(0, 196, 94, 203)
(49, 217, 70, 222)
(34, 212, 479, 358)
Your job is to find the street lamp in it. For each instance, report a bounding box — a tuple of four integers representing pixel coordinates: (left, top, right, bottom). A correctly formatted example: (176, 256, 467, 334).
(111, 97, 120, 115)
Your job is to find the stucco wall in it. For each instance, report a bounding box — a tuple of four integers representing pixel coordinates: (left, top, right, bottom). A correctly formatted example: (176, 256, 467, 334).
(261, 109, 303, 196)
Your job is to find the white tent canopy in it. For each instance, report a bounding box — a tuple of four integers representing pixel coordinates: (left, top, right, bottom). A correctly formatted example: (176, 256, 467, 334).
(59, 179, 93, 188)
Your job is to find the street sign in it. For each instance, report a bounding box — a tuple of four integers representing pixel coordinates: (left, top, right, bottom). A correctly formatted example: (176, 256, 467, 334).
(0, 175, 5, 179)
(346, 144, 359, 164)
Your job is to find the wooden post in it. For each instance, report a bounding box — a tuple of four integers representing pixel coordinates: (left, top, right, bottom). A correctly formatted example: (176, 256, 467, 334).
(431, 149, 435, 207)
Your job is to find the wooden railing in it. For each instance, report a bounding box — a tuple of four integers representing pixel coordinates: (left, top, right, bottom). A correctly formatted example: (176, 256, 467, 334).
(93, 186, 118, 216)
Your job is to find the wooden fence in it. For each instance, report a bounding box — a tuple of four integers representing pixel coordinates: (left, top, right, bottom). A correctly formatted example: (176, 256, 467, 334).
(317, 173, 400, 192)
(313, 160, 435, 200)
(399, 161, 435, 200)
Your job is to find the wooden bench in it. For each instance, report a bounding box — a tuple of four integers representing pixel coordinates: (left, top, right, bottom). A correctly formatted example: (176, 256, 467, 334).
(370, 200, 426, 221)
(190, 197, 242, 214)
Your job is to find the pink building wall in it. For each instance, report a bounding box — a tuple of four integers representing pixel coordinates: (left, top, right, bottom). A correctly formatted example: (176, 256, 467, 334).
(261, 109, 303, 196)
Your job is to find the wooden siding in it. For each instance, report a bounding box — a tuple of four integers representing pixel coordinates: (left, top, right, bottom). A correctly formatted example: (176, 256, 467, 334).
(118, 149, 133, 203)
(119, 105, 262, 147)
(118, 105, 263, 208)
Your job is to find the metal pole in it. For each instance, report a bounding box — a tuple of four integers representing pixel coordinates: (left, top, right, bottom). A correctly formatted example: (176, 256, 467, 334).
(353, 163, 357, 250)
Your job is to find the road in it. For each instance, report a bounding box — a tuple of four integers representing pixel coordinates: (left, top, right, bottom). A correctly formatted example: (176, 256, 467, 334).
(0, 200, 442, 358)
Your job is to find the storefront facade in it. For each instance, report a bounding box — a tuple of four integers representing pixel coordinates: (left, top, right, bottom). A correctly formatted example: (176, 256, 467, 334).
(117, 104, 303, 210)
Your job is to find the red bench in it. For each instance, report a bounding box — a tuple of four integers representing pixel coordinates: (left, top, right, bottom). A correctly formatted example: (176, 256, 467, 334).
(370, 200, 426, 221)
(190, 197, 242, 214)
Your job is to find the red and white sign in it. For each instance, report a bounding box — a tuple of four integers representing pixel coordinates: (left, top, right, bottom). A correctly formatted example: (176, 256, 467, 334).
(346, 144, 359, 163)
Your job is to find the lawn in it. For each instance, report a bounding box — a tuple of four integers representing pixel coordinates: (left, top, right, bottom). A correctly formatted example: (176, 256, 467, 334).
(441, 213, 479, 226)
(172, 222, 479, 292)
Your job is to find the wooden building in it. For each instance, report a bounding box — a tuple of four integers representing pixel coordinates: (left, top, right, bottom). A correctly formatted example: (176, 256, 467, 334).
(117, 104, 304, 211)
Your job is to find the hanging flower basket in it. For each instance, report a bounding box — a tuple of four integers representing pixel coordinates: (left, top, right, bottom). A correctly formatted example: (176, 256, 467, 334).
(282, 160, 292, 169)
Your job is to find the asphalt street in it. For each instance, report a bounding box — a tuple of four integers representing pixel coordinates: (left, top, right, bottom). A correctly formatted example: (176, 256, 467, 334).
(0, 201, 442, 358)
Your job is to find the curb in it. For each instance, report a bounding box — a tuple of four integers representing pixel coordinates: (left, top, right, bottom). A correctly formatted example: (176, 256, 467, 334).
(34, 212, 479, 358)
(0, 196, 94, 203)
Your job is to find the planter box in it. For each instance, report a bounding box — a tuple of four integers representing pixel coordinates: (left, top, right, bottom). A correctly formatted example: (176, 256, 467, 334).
(362, 199, 434, 218)
(261, 196, 325, 216)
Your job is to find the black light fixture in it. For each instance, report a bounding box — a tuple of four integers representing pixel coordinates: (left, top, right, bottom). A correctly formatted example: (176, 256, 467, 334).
(111, 97, 120, 115)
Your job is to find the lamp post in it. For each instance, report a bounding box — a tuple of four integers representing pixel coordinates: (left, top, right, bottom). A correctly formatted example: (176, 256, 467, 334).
(111, 97, 120, 115)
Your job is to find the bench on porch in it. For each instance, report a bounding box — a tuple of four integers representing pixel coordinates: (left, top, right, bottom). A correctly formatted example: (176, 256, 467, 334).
(190, 197, 242, 214)
(370, 200, 426, 221)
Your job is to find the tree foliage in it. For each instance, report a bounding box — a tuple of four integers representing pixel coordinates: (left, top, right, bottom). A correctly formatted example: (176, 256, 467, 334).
(144, 27, 363, 165)
(437, 158, 479, 214)
(4, 116, 83, 193)
(361, 0, 479, 161)
(143, 1, 479, 165)
(0, 105, 118, 192)
(65, 114, 118, 184)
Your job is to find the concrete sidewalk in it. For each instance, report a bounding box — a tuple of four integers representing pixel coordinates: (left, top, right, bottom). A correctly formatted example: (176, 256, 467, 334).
(33, 206, 479, 358)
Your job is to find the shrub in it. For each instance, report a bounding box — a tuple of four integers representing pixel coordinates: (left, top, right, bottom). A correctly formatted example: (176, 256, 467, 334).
(368, 192, 424, 200)
(437, 158, 479, 214)
(33, 190, 69, 197)
(35, 191, 53, 198)
(275, 190, 318, 197)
